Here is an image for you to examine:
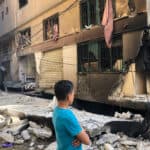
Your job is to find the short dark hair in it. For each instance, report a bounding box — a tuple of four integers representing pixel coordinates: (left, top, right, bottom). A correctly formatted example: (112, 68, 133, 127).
(54, 80, 74, 101)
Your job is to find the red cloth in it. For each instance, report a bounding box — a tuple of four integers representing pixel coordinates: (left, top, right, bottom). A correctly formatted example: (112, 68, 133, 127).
(102, 0, 113, 48)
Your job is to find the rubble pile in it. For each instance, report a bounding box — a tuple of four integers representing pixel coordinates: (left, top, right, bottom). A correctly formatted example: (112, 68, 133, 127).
(0, 92, 149, 150)
(0, 114, 53, 150)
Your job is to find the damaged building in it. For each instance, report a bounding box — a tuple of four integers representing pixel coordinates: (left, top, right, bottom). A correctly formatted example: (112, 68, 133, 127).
(0, 0, 150, 109)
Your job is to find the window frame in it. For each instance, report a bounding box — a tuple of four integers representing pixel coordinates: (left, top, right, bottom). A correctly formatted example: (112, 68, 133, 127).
(80, 0, 116, 29)
(43, 13, 59, 41)
(77, 36, 123, 74)
(18, 27, 31, 48)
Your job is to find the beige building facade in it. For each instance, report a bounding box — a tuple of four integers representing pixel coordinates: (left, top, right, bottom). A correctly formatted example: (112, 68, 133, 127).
(0, 0, 150, 108)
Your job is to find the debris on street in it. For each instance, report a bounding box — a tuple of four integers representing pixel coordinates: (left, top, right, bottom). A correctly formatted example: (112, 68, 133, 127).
(0, 91, 149, 150)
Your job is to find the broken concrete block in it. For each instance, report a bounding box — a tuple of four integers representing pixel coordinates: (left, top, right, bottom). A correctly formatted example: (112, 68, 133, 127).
(0, 115, 6, 129)
(28, 127, 52, 139)
(4, 121, 29, 136)
(96, 133, 120, 145)
(37, 145, 44, 150)
(137, 141, 144, 150)
(81, 119, 102, 137)
(0, 132, 14, 143)
(21, 130, 31, 141)
(15, 139, 24, 145)
(29, 147, 35, 150)
(29, 121, 41, 129)
(104, 143, 114, 150)
(120, 140, 137, 146)
(30, 142, 35, 147)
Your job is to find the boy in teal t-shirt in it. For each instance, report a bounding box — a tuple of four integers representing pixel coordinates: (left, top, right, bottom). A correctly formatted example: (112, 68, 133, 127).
(52, 80, 90, 150)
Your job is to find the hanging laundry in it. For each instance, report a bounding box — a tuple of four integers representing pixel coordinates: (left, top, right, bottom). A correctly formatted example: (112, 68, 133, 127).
(53, 24, 59, 41)
(102, 0, 113, 48)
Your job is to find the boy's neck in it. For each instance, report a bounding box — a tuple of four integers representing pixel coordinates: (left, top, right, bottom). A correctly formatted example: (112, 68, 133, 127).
(58, 101, 69, 109)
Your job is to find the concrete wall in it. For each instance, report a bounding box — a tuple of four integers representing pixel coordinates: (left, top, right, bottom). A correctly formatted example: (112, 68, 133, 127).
(123, 31, 143, 62)
(16, 0, 80, 46)
(10, 38, 19, 81)
(0, 0, 17, 37)
(16, 0, 63, 27)
(63, 44, 78, 92)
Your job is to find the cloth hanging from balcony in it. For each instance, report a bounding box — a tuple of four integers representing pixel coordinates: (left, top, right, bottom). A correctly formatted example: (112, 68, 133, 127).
(102, 0, 113, 48)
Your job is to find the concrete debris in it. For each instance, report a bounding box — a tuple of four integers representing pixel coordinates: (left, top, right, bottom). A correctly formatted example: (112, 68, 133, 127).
(114, 111, 144, 122)
(0, 132, 14, 143)
(96, 133, 120, 145)
(44, 142, 57, 150)
(29, 121, 42, 129)
(0, 115, 6, 128)
(0, 92, 149, 150)
(37, 145, 44, 150)
(120, 140, 137, 146)
(104, 143, 114, 150)
(114, 111, 132, 119)
(4, 121, 29, 136)
(21, 130, 31, 141)
(14, 139, 24, 145)
(29, 147, 35, 150)
(81, 119, 101, 137)
(30, 142, 35, 147)
(28, 127, 52, 139)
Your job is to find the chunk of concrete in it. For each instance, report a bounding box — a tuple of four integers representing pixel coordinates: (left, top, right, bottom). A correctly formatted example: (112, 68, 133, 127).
(21, 130, 31, 141)
(4, 121, 29, 136)
(37, 145, 44, 150)
(44, 142, 57, 150)
(0, 115, 6, 129)
(28, 127, 52, 139)
(0, 132, 14, 143)
(96, 133, 120, 145)
(104, 143, 114, 150)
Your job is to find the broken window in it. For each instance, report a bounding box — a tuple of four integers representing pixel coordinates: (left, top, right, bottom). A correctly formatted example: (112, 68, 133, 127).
(16, 28, 31, 49)
(19, 0, 28, 9)
(80, 0, 116, 29)
(78, 36, 123, 73)
(43, 14, 59, 41)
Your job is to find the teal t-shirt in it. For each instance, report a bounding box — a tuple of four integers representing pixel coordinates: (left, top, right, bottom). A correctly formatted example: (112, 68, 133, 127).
(52, 107, 82, 150)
